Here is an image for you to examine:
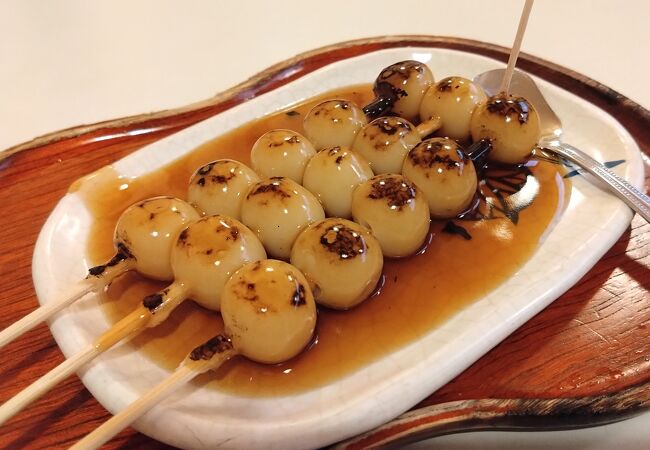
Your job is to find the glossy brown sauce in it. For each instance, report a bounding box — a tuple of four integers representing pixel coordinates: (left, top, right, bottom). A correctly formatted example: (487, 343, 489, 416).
(76, 85, 570, 397)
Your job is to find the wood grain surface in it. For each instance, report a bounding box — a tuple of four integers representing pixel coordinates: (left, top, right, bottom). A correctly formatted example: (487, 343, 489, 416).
(0, 36, 648, 449)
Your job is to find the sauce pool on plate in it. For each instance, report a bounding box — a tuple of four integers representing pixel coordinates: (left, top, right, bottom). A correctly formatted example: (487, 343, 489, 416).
(72, 85, 570, 396)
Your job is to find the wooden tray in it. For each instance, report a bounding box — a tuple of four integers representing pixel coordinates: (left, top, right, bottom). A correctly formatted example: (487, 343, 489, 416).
(1, 36, 648, 449)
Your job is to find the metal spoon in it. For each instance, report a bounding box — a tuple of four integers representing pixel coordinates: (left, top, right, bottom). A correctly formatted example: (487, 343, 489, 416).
(474, 69, 650, 222)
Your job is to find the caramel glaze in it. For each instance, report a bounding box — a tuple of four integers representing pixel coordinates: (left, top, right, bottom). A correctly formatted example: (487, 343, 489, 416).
(76, 85, 570, 397)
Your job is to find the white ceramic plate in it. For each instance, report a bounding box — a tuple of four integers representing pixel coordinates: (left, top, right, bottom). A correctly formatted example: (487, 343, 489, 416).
(32, 47, 644, 449)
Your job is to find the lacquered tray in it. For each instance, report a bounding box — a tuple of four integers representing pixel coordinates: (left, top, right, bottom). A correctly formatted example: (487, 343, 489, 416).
(1, 36, 649, 449)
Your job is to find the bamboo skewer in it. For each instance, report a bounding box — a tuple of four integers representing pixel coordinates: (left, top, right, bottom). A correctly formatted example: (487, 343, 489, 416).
(500, 0, 535, 94)
(70, 336, 236, 450)
(0, 254, 133, 350)
(0, 280, 95, 349)
(0, 284, 189, 426)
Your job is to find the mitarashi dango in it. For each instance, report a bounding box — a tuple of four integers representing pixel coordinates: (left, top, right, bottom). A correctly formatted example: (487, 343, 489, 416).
(302, 146, 374, 218)
(240, 177, 325, 260)
(303, 99, 367, 150)
(470, 93, 541, 163)
(419, 76, 487, 142)
(290, 218, 383, 310)
(364, 60, 434, 123)
(402, 138, 478, 219)
(188, 159, 259, 219)
(250, 129, 316, 183)
(221, 259, 317, 364)
(351, 116, 421, 174)
(111, 196, 200, 280)
(351, 174, 430, 258)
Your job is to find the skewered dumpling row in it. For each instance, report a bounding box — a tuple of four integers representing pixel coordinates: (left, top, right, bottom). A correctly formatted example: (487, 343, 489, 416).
(365, 59, 541, 163)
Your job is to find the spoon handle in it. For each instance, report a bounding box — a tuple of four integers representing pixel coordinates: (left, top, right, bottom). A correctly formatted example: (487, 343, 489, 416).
(548, 143, 650, 223)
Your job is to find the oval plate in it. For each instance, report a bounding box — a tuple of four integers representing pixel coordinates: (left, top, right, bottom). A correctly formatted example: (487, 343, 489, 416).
(32, 47, 644, 449)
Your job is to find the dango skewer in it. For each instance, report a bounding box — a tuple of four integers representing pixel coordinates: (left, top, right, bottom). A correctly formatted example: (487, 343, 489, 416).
(0, 196, 199, 349)
(0, 215, 266, 425)
(357, 1, 538, 169)
(70, 259, 317, 450)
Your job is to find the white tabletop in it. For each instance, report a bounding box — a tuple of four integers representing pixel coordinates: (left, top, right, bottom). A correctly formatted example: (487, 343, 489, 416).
(1, 0, 648, 448)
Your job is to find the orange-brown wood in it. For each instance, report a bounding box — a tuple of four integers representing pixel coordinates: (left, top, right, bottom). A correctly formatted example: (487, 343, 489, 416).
(0, 36, 648, 449)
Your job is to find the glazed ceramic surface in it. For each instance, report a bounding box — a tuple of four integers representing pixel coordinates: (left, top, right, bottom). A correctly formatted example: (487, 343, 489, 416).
(32, 48, 644, 449)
